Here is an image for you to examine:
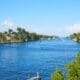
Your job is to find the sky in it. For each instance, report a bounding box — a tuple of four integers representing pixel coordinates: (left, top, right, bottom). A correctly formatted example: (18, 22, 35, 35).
(0, 0, 80, 37)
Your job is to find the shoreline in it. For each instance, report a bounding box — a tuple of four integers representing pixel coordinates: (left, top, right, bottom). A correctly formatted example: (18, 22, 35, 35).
(0, 38, 55, 45)
(0, 39, 41, 45)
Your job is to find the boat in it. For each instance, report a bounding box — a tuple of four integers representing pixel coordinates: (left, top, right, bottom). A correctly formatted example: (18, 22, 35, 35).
(27, 72, 41, 80)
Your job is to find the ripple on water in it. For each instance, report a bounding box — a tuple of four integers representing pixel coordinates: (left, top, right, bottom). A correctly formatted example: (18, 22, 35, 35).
(0, 38, 80, 80)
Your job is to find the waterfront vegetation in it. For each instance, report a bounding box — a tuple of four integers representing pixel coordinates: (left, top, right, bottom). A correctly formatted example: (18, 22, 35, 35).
(51, 68, 64, 80)
(0, 27, 55, 44)
(51, 52, 80, 80)
(70, 33, 80, 42)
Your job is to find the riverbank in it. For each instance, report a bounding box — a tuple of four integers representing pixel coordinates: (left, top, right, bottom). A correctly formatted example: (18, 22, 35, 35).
(0, 38, 56, 45)
(0, 27, 55, 44)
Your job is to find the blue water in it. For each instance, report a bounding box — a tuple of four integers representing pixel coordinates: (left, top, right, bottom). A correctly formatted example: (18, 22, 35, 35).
(0, 38, 80, 80)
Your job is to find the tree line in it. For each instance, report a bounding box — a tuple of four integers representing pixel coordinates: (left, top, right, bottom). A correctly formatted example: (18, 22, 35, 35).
(0, 27, 54, 43)
(70, 33, 80, 42)
(51, 52, 80, 80)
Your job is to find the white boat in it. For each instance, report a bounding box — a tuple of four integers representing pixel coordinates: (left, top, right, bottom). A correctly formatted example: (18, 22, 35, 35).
(27, 72, 41, 80)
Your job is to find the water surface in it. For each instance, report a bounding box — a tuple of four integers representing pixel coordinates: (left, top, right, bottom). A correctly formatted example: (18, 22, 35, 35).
(0, 38, 80, 80)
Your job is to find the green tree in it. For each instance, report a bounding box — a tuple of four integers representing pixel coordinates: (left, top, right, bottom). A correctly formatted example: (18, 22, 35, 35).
(70, 33, 80, 42)
(51, 68, 64, 80)
(76, 52, 80, 63)
(29, 32, 38, 40)
(16, 27, 28, 41)
(0, 27, 54, 43)
(66, 52, 80, 80)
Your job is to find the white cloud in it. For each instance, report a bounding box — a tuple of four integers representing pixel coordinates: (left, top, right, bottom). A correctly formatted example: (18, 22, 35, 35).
(52, 23, 80, 37)
(63, 24, 80, 36)
(0, 19, 27, 32)
(1, 19, 14, 27)
(0, 19, 16, 32)
(0, 19, 80, 37)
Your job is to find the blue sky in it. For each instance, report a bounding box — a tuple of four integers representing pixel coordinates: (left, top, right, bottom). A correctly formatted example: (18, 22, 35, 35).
(0, 0, 80, 36)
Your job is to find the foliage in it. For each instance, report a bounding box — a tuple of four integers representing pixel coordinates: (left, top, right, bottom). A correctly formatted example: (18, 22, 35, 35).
(0, 27, 54, 43)
(70, 33, 80, 42)
(51, 68, 64, 80)
(66, 52, 80, 80)
(51, 52, 80, 80)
